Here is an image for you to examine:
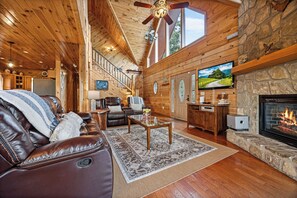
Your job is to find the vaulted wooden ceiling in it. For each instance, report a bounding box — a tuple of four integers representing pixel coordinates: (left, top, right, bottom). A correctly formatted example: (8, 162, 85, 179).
(0, 0, 240, 71)
(0, 0, 82, 71)
(90, 0, 241, 66)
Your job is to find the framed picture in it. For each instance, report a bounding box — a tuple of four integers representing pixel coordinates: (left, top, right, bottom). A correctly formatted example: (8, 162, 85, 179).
(96, 80, 108, 90)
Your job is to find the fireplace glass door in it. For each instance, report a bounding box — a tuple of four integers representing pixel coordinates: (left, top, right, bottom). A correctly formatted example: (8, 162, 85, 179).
(259, 94, 297, 148)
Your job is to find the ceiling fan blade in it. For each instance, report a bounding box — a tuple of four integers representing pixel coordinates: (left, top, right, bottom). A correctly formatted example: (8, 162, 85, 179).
(142, 14, 154, 25)
(134, 1, 152, 8)
(170, 2, 189, 9)
(163, 14, 173, 25)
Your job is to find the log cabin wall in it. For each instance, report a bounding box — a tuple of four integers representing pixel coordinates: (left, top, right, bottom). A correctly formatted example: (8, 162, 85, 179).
(143, 0, 239, 116)
(89, 15, 143, 106)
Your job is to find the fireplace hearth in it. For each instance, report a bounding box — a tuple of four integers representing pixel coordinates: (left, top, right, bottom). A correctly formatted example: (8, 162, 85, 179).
(259, 94, 297, 148)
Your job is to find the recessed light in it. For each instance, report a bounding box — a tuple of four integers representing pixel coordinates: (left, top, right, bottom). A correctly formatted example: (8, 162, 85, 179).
(49, 68, 53, 70)
(39, 61, 43, 64)
(23, 50, 29, 54)
(0, 57, 4, 60)
(19, 65, 23, 67)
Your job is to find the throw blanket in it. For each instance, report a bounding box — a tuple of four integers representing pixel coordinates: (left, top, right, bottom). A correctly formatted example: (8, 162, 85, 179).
(0, 90, 59, 137)
(129, 96, 144, 105)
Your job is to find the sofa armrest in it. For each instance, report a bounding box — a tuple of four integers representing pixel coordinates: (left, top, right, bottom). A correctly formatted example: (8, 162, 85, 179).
(20, 135, 103, 168)
(77, 112, 92, 121)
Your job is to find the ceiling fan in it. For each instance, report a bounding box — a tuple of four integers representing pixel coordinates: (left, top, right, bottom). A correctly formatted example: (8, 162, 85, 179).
(134, 0, 189, 25)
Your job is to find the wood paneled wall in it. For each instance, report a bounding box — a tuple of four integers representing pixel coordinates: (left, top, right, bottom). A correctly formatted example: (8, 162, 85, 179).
(89, 15, 143, 105)
(143, 0, 239, 116)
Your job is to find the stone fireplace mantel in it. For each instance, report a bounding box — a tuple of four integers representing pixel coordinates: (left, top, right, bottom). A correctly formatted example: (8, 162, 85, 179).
(232, 44, 297, 75)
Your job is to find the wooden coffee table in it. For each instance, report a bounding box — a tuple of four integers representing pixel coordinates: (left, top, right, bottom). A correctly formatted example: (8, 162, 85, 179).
(128, 115, 172, 150)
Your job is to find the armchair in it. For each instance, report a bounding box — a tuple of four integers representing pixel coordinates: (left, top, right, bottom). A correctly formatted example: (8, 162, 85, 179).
(0, 95, 113, 198)
(105, 97, 126, 127)
(127, 96, 150, 115)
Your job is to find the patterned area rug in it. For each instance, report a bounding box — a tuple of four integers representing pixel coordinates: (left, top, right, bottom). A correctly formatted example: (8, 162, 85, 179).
(103, 125, 216, 183)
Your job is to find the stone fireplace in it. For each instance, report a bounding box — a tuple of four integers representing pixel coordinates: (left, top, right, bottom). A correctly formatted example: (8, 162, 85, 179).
(259, 94, 297, 147)
(227, 61, 297, 181)
(227, 0, 297, 181)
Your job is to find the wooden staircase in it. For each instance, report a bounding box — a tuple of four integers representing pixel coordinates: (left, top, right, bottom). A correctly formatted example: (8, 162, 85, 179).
(92, 49, 133, 92)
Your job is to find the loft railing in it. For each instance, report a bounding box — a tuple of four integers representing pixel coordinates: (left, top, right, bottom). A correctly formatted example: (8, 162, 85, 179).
(92, 49, 133, 91)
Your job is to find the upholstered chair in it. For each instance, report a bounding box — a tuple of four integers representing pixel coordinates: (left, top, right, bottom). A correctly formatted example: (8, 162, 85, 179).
(105, 97, 126, 126)
(127, 96, 150, 115)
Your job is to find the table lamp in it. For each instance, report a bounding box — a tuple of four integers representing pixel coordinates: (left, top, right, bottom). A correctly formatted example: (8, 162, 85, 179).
(88, 90, 100, 111)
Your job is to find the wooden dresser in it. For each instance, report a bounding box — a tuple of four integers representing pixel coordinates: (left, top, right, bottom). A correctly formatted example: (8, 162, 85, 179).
(187, 103, 229, 136)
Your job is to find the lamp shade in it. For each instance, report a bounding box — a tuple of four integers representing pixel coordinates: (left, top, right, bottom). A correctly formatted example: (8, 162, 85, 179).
(88, 90, 100, 100)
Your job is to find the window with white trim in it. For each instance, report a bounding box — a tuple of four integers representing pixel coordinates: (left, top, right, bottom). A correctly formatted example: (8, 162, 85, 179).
(147, 8, 206, 67)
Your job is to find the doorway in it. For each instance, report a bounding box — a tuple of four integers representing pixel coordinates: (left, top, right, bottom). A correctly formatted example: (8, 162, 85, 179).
(171, 71, 196, 121)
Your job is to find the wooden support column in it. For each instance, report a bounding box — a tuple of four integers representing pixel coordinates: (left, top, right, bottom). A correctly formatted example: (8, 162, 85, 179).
(55, 58, 61, 99)
(78, 23, 92, 112)
(131, 75, 135, 95)
(78, 44, 88, 112)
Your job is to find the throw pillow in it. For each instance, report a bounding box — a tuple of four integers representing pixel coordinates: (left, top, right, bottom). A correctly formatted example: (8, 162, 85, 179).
(108, 105, 122, 112)
(130, 103, 142, 111)
(64, 111, 83, 127)
(49, 118, 80, 142)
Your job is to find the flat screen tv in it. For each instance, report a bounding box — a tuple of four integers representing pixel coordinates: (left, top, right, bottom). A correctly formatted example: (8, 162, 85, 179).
(96, 80, 108, 90)
(198, 61, 234, 90)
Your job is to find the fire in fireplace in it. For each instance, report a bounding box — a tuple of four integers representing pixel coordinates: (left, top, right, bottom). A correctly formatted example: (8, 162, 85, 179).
(259, 94, 297, 148)
(278, 107, 297, 134)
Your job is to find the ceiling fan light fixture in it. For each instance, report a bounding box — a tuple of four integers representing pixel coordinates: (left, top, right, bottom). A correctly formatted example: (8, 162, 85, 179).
(152, 0, 168, 18)
(134, 0, 189, 25)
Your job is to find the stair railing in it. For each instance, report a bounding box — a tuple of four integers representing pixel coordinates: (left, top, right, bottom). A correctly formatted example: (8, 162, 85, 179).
(92, 49, 132, 91)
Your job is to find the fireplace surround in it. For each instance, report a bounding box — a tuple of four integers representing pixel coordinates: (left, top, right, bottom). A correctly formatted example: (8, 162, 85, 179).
(259, 94, 297, 148)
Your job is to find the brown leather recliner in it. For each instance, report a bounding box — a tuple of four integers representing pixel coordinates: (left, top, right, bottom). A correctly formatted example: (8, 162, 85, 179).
(105, 97, 126, 127)
(96, 97, 131, 127)
(0, 95, 113, 198)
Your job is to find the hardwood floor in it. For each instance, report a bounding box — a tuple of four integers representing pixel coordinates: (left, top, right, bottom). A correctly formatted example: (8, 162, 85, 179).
(145, 118, 297, 198)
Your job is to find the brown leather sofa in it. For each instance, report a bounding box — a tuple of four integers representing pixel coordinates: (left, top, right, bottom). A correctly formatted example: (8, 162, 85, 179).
(0, 95, 113, 198)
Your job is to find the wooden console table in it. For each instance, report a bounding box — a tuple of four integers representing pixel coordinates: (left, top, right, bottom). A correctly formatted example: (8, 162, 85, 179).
(187, 103, 229, 136)
(90, 109, 110, 130)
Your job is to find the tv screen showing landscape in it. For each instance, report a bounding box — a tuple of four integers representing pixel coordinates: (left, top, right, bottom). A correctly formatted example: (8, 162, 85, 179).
(198, 61, 234, 90)
(96, 80, 108, 90)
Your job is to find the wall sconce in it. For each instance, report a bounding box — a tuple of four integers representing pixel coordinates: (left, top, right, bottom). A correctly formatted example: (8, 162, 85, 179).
(107, 46, 115, 52)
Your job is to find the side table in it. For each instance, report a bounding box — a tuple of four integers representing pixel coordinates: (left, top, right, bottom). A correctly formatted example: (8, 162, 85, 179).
(90, 109, 110, 130)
